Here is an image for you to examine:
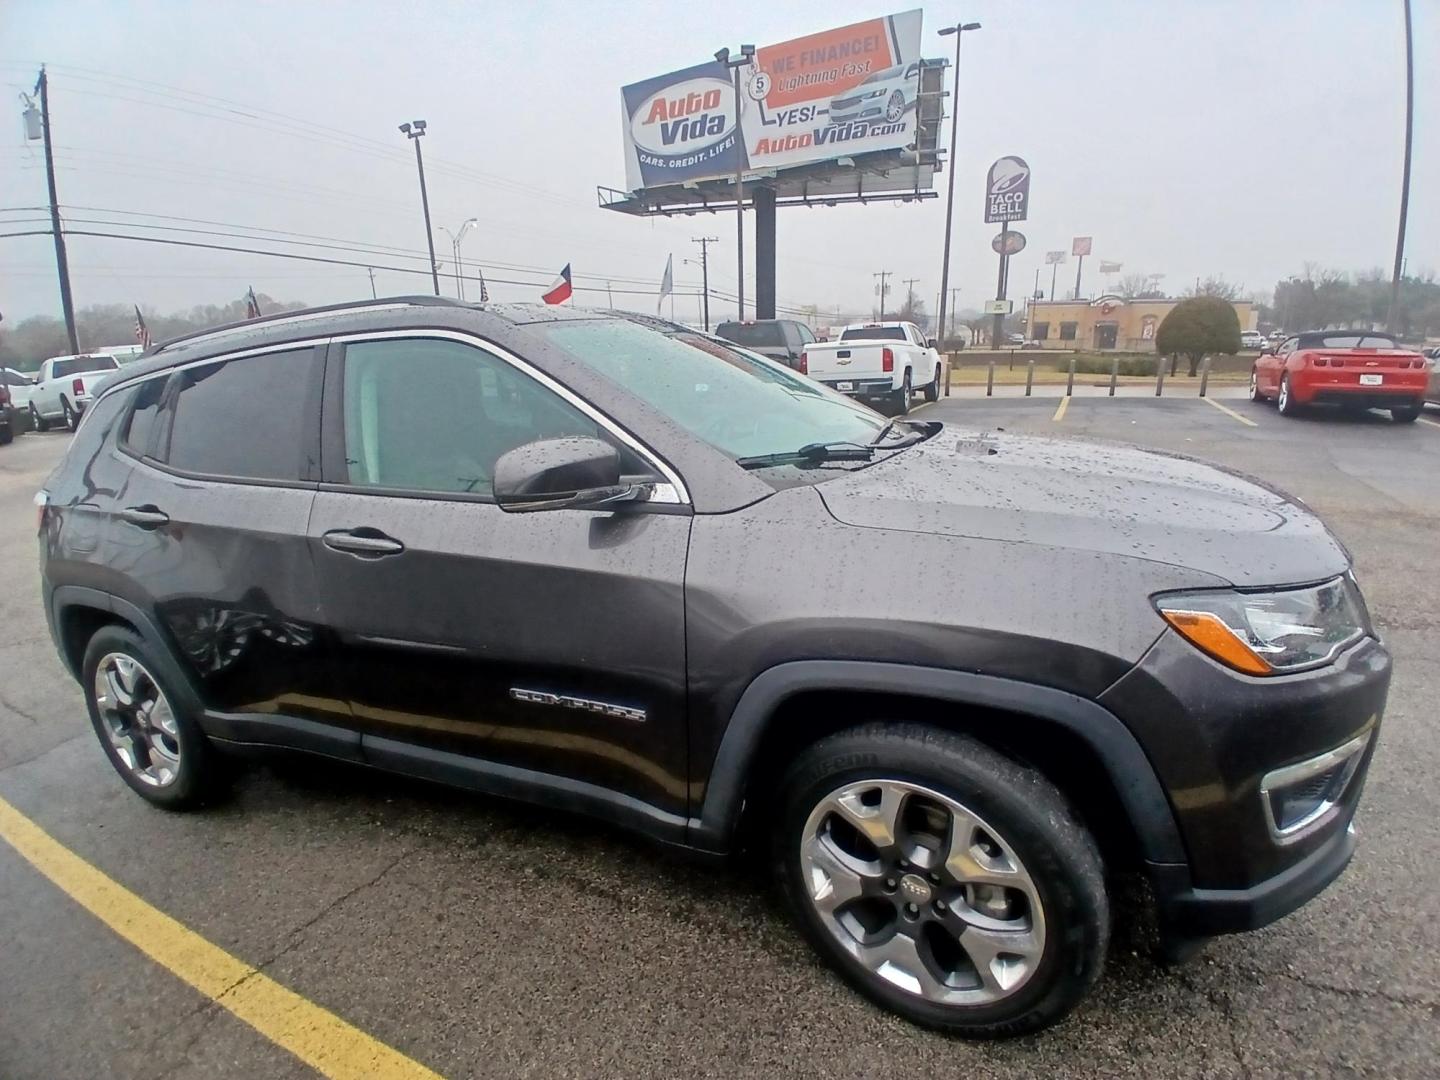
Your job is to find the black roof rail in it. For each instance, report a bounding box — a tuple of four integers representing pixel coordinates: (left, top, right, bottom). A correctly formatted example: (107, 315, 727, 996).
(148, 295, 469, 355)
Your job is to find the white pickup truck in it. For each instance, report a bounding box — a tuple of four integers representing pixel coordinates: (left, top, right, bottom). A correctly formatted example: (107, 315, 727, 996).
(799, 321, 943, 414)
(27, 353, 121, 431)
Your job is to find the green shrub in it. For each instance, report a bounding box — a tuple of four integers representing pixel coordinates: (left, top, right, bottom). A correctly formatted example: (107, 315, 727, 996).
(1057, 355, 1157, 376)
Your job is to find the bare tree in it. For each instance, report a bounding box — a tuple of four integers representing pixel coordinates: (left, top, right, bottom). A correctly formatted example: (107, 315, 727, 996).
(1186, 276, 1241, 300)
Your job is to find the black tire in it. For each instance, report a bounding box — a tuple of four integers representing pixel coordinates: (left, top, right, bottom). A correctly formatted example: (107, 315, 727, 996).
(0, 418, 12, 446)
(774, 723, 1108, 1037)
(892, 371, 911, 415)
(81, 624, 224, 809)
(924, 363, 941, 403)
(1391, 403, 1422, 423)
(62, 398, 77, 432)
(1277, 373, 1300, 417)
(31, 402, 50, 433)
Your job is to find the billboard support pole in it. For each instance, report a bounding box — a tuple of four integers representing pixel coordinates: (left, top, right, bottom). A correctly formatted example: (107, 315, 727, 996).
(755, 187, 776, 320)
(991, 222, 1008, 348)
(1073, 253, 1084, 301)
(1050, 262, 1058, 301)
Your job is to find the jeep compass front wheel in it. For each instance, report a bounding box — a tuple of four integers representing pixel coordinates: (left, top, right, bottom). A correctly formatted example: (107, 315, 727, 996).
(775, 725, 1107, 1036)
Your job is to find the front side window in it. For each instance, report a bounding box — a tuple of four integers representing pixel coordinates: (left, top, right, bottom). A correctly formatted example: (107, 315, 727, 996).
(165, 348, 314, 481)
(340, 338, 608, 496)
(535, 319, 886, 462)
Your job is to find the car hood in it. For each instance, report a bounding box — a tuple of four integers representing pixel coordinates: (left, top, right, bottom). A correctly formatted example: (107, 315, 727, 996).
(817, 428, 1350, 586)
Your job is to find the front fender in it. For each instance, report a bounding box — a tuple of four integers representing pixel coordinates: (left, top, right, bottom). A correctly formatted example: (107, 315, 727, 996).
(690, 660, 1186, 867)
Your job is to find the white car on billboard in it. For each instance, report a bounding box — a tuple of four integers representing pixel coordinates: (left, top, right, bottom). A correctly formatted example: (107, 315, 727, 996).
(826, 62, 920, 126)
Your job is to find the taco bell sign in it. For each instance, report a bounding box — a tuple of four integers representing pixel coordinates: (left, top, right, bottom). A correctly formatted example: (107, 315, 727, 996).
(984, 155, 1030, 224)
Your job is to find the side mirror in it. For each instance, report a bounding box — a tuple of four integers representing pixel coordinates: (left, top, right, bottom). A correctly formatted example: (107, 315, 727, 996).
(493, 436, 633, 513)
(1259, 345, 1274, 356)
(927, 338, 938, 349)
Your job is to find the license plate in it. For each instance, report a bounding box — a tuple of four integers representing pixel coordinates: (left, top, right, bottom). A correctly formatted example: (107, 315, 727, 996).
(1359, 374, 1383, 386)
(835, 381, 854, 391)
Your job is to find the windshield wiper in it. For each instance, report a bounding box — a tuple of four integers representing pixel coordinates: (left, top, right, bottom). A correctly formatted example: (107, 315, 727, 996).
(736, 441, 876, 470)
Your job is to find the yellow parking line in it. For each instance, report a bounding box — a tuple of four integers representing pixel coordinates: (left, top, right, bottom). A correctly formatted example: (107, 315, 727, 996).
(1202, 396, 1258, 427)
(1051, 396, 1069, 422)
(1418, 417, 1440, 430)
(0, 794, 441, 1080)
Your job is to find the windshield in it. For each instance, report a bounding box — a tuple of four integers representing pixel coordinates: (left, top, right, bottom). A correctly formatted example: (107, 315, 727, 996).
(535, 319, 886, 460)
(716, 322, 787, 348)
(861, 65, 902, 85)
(52, 356, 119, 378)
(840, 326, 907, 342)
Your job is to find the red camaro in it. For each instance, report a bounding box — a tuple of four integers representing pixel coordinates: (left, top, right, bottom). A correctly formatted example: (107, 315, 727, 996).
(1250, 331, 1429, 422)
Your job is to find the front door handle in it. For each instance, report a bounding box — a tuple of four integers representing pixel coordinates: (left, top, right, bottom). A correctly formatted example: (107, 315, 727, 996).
(322, 528, 405, 558)
(120, 505, 169, 529)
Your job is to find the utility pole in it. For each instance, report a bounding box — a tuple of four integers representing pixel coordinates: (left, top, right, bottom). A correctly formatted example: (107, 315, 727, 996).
(873, 271, 892, 319)
(367, 267, 377, 299)
(605, 282, 614, 308)
(902, 277, 920, 322)
(1386, 0, 1413, 334)
(691, 236, 717, 331)
(399, 121, 440, 296)
(30, 68, 79, 353)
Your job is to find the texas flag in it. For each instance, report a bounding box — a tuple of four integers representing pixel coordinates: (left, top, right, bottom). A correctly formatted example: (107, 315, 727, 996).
(541, 263, 572, 305)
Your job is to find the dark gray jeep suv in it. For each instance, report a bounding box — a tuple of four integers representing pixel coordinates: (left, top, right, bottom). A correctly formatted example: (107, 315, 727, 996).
(39, 298, 1388, 1037)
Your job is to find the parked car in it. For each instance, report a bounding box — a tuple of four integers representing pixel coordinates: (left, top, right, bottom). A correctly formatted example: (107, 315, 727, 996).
(2, 366, 37, 415)
(28, 353, 121, 431)
(1249, 330, 1428, 421)
(800, 320, 942, 413)
(1006, 332, 1026, 346)
(1425, 348, 1440, 407)
(1240, 330, 1266, 351)
(0, 382, 13, 446)
(40, 296, 1388, 1037)
(827, 61, 920, 126)
(713, 319, 816, 369)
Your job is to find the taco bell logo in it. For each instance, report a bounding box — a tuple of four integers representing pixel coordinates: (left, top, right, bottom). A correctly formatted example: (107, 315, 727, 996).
(985, 155, 1030, 224)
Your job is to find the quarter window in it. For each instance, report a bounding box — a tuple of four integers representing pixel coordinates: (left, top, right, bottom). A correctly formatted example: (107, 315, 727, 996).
(339, 338, 608, 496)
(165, 349, 315, 481)
(120, 377, 167, 458)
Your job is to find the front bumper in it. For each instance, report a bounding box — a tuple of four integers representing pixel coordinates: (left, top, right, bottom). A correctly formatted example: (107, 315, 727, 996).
(1100, 628, 1388, 933)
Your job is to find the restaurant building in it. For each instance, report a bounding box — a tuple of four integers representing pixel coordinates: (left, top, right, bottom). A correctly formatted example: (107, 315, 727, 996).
(1025, 297, 1256, 352)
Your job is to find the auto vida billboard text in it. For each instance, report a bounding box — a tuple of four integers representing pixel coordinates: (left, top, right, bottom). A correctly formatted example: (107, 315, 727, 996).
(620, 10, 924, 191)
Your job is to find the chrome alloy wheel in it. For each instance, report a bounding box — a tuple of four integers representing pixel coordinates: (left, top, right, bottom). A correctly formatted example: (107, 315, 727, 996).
(93, 653, 181, 787)
(799, 779, 1046, 1006)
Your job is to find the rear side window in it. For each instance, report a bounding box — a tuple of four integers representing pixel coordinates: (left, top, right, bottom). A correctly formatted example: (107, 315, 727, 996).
(165, 349, 315, 481)
(839, 326, 906, 342)
(717, 322, 786, 348)
(52, 356, 119, 379)
(120, 377, 167, 458)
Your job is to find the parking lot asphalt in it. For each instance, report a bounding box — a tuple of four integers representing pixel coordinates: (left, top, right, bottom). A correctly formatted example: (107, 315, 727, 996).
(2, 398, 1439, 1079)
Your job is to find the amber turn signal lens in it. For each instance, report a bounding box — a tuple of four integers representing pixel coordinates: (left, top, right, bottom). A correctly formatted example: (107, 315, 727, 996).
(1161, 610, 1274, 676)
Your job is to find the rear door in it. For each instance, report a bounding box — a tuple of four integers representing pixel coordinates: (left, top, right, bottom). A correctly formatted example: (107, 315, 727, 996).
(307, 330, 692, 821)
(110, 342, 347, 743)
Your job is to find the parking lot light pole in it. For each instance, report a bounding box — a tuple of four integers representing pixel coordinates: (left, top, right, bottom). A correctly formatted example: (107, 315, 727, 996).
(441, 218, 479, 300)
(399, 121, 440, 296)
(935, 20, 981, 395)
(716, 45, 755, 321)
(1386, 0, 1413, 333)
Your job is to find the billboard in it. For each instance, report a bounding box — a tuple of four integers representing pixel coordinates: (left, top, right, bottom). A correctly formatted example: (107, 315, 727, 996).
(984, 156, 1030, 223)
(620, 10, 925, 192)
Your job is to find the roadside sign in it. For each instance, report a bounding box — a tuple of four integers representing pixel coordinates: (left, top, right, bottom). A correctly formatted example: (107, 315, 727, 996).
(1045, 250, 1065, 264)
(1072, 236, 1093, 256)
(991, 230, 1026, 256)
(984, 156, 1030, 223)
(983, 299, 1013, 315)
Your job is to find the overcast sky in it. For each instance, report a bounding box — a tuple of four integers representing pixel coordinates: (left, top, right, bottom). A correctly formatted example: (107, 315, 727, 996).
(2, 0, 1434, 327)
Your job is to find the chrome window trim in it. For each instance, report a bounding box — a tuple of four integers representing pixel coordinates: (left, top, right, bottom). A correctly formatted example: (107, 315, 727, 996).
(328, 328, 692, 506)
(1259, 729, 1371, 845)
(93, 336, 333, 408)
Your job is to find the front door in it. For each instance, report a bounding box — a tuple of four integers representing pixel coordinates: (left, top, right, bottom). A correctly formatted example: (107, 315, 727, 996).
(1094, 322, 1118, 350)
(308, 333, 692, 819)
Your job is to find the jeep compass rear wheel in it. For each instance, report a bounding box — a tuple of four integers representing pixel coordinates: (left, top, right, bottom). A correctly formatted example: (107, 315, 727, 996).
(82, 625, 222, 809)
(775, 725, 1107, 1036)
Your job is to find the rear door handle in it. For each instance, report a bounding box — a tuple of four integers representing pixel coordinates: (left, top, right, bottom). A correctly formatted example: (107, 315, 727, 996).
(119, 505, 169, 528)
(322, 528, 405, 558)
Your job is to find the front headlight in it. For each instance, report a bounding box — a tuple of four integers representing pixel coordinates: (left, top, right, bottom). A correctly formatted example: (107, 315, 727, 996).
(865, 88, 887, 99)
(1156, 576, 1369, 676)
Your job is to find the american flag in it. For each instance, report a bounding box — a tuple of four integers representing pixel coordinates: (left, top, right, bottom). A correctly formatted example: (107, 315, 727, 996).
(133, 305, 152, 350)
(244, 286, 262, 320)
